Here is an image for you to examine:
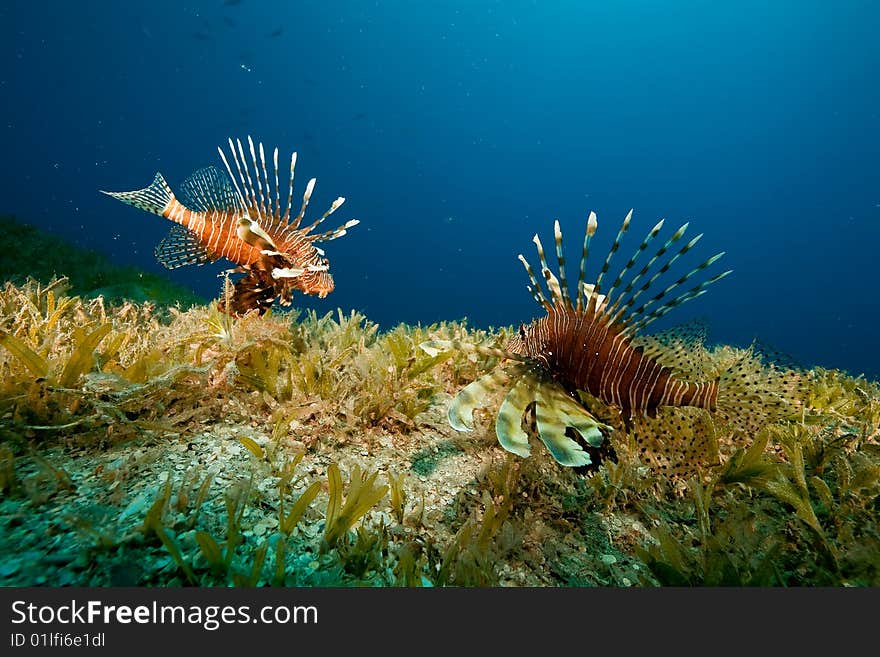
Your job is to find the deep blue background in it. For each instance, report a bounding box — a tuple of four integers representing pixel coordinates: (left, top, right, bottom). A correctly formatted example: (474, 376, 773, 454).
(2, 1, 878, 379)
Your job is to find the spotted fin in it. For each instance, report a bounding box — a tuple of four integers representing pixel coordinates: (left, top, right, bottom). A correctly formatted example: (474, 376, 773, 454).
(715, 351, 804, 435)
(154, 224, 218, 269)
(752, 341, 803, 371)
(632, 318, 714, 378)
(631, 407, 719, 477)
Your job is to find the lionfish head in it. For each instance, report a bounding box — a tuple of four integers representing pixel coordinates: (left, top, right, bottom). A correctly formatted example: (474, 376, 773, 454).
(506, 321, 553, 369)
(505, 323, 530, 357)
(215, 136, 361, 309)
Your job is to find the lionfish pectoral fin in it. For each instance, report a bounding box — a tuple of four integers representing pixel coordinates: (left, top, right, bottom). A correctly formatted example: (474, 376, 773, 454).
(534, 383, 610, 467)
(447, 366, 513, 432)
(154, 224, 218, 269)
(236, 217, 277, 250)
(534, 406, 591, 467)
(545, 384, 610, 440)
(495, 377, 537, 458)
(271, 266, 305, 279)
(218, 269, 276, 316)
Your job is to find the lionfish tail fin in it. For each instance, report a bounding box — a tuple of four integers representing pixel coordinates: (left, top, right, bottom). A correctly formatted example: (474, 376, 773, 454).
(715, 350, 805, 434)
(100, 172, 174, 217)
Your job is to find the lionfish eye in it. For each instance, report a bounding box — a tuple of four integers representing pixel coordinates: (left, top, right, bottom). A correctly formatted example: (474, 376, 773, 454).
(519, 324, 527, 340)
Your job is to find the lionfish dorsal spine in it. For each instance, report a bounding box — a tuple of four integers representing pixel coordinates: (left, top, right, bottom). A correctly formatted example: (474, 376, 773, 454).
(585, 209, 632, 316)
(246, 136, 267, 220)
(552, 220, 573, 308)
(575, 211, 598, 312)
(593, 210, 632, 300)
(217, 142, 249, 213)
(602, 218, 665, 310)
(525, 284, 545, 309)
(536, 237, 566, 307)
(300, 196, 345, 236)
(310, 218, 360, 244)
(283, 151, 297, 224)
(517, 254, 554, 312)
(619, 250, 728, 337)
(291, 177, 316, 230)
(531, 232, 569, 308)
(604, 221, 689, 322)
(606, 230, 703, 327)
(623, 265, 732, 337)
(232, 138, 255, 214)
(272, 146, 281, 221)
(520, 208, 731, 340)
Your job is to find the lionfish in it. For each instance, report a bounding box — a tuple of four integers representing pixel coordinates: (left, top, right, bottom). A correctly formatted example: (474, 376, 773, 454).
(101, 136, 359, 315)
(422, 210, 800, 474)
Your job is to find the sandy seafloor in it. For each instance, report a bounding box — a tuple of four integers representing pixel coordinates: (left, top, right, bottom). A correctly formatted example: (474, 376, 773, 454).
(1, 216, 879, 588)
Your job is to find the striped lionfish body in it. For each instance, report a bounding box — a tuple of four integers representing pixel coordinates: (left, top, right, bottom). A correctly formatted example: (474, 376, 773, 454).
(423, 209, 800, 471)
(505, 211, 727, 420)
(101, 136, 359, 315)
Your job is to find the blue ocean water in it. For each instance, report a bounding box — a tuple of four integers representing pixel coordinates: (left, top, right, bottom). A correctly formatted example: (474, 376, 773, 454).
(3, 1, 878, 379)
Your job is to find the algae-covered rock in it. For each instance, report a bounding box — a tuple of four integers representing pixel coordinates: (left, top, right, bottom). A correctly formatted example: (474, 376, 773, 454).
(0, 214, 205, 308)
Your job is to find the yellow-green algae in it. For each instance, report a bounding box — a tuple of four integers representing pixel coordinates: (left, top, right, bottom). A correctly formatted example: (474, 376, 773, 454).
(1, 221, 879, 586)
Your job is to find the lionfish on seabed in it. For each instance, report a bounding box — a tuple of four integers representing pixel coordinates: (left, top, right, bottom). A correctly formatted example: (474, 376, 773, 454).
(422, 210, 801, 473)
(101, 136, 359, 315)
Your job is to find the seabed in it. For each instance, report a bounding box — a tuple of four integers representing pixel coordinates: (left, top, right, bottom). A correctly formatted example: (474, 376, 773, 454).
(1, 216, 879, 587)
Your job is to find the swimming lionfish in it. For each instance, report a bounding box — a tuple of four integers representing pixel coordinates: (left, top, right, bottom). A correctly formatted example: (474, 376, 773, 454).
(101, 137, 359, 315)
(422, 210, 800, 473)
